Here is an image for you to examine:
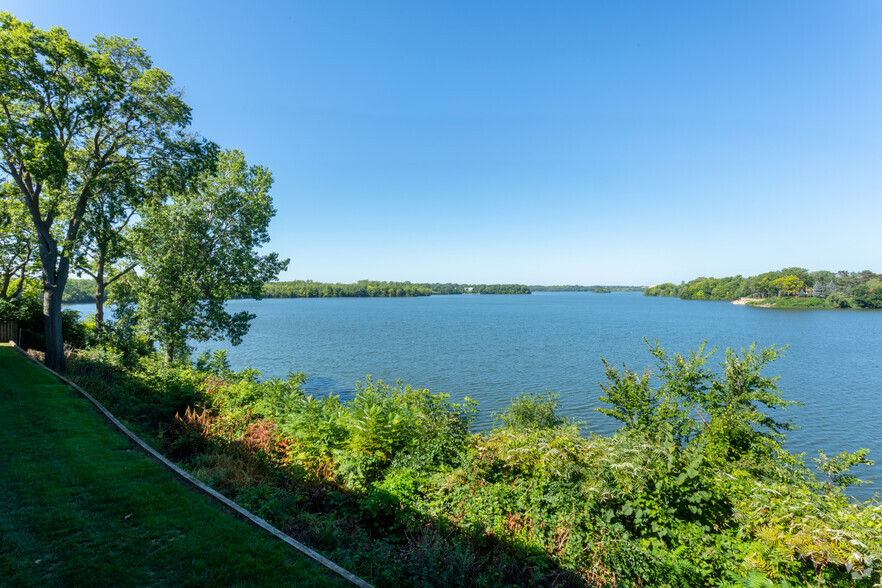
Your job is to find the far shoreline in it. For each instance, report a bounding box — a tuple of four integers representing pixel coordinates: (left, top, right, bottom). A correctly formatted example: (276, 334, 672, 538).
(732, 297, 771, 307)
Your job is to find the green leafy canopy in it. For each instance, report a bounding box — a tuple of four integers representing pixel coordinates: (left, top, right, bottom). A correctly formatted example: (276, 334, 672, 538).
(133, 149, 289, 362)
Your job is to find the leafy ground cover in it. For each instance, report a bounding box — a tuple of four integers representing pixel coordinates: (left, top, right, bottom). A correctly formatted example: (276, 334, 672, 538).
(0, 344, 349, 587)
(64, 343, 882, 587)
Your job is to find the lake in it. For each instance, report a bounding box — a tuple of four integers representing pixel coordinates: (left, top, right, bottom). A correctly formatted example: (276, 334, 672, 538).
(68, 292, 882, 500)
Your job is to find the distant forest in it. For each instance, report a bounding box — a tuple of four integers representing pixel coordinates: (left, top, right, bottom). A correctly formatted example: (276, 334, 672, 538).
(530, 285, 644, 293)
(260, 281, 533, 297)
(261, 280, 432, 298)
(415, 283, 531, 295)
(61, 279, 533, 303)
(645, 268, 882, 309)
(61, 279, 650, 304)
(61, 279, 99, 304)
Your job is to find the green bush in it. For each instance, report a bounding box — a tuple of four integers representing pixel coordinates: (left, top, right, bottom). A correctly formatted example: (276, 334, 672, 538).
(772, 297, 834, 309)
(493, 390, 565, 430)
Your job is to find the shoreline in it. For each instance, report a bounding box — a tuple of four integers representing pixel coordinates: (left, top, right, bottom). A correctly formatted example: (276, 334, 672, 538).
(732, 297, 771, 307)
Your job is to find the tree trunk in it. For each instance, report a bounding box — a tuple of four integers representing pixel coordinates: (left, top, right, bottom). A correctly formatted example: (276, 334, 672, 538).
(11, 264, 25, 297)
(94, 256, 106, 332)
(36, 234, 70, 371)
(95, 282, 105, 331)
(10, 160, 90, 372)
(43, 279, 65, 371)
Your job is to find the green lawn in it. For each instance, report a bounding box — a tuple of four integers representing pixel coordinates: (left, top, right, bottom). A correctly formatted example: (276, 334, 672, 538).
(0, 345, 351, 587)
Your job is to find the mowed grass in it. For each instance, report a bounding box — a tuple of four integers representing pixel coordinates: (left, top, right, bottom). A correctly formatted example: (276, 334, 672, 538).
(0, 345, 350, 587)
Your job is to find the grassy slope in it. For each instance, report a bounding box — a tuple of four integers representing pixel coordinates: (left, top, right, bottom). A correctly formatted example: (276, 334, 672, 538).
(0, 345, 349, 587)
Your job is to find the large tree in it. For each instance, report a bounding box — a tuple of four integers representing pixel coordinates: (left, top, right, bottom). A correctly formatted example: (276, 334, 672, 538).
(75, 141, 216, 332)
(772, 275, 805, 298)
(0, 14, 192, 369)
(73, 173, 139, 332)
(134, 149, 288, 363)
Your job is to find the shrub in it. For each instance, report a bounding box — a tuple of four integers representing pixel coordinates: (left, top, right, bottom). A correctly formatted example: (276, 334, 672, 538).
(493, 391, 565, 430)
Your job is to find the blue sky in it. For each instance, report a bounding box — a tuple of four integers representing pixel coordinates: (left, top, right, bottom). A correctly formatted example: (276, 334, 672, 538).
(7, 1, 882, 285)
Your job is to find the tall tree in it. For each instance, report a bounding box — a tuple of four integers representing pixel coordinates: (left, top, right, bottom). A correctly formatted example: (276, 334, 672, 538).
(73, 176, 138, 331)
(0, 14, 192, 369)
(779, 267, 811, 287)
(772, 275, 804, 297)
(851, 279, 882, 309)
(75, 143, 216, 331)
(133, 149, 288, 363)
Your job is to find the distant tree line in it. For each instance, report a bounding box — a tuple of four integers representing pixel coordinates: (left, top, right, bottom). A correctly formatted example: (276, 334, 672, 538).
(60, 279, 662, 302)
(259, 281, 531, 298)
(645, 268, 882, 309)
(61, 280, 97, 304)
(58, 279, 536, 302)
(422, 283, 532, 295)
(530, 285, 643, 293)
(260, 280, 432, 298)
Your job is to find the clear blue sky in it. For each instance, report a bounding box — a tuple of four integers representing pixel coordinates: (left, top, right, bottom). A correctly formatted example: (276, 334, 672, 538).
(7, 1, 882, 285)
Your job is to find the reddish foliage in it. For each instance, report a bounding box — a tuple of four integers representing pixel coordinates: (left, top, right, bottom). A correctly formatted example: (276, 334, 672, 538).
(202, 376, 227, 396)
(241, 418, 283, 458)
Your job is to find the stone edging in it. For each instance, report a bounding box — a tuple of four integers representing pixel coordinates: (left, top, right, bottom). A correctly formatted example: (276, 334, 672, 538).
(9, 342, 373, 588)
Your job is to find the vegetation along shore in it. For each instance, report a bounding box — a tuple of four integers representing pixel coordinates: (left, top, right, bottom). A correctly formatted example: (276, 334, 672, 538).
(59, 279, 640, 303)
(645, 268, 881, 309)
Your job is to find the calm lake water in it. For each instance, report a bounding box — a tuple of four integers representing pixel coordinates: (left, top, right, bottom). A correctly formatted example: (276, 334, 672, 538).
(68, 292, 881, 499)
